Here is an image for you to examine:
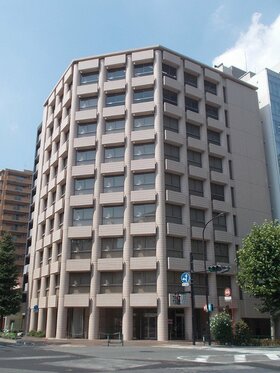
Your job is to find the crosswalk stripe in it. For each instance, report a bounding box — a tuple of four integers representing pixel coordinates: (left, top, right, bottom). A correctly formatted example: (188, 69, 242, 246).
(234, 354, 246, 362)
(195, 355, 209, 362)
(266, 354, 280, 360)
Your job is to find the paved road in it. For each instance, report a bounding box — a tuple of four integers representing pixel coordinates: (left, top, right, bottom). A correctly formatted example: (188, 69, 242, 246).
(1, 341, 280, 372)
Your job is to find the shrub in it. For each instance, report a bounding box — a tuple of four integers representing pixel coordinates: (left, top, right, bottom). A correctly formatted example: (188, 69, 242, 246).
(210, 312, 233, 345)
(27, 330, 45, 338)
(0, 331, 17, 339)
(234, 320, 251, 345)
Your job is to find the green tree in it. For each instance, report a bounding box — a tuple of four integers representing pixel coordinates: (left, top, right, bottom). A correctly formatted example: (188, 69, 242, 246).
(210, 312, 233, 344)
(237, 220, 280, 338)
(0, 233, 22, 329)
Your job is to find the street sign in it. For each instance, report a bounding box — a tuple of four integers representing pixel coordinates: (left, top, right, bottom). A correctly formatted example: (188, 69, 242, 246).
(182, 282, 190, 287)
(181, 272, 191, 284)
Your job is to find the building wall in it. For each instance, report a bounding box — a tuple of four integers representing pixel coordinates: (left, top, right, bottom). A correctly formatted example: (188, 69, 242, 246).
(26, 46, 271, 341)
(0, 168, 32, 330)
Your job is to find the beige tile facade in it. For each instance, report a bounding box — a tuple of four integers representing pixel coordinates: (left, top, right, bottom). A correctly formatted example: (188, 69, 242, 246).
(26, 46, 272, 341)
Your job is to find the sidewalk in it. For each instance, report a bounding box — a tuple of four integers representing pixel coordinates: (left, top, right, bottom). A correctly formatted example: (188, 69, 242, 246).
(1, 336, 204, 347)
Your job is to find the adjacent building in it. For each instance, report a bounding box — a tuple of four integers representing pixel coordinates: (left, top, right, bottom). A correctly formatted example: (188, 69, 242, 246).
(0, 168, 32, 330)
(26, 46, 272, 341)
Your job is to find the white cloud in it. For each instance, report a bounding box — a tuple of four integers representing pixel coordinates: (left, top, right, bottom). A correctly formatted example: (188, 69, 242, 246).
(213, 13, 280, 73)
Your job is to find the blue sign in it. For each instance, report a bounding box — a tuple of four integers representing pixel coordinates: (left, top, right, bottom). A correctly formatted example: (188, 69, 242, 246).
(180, 272, 191, 284)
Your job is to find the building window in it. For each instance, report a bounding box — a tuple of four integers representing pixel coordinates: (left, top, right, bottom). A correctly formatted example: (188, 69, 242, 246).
(167, 271, 182, 293)
(193, 273, 207, 295)
(74, 178, 94, 195)
(71, 239, 92, 259)
(134, 63, 153, 77)
(190, 208, 205, 227)
(101, 237, 123, 258)
(80, 71, 99, 85)
(163, 115, 179, 133)
(133, 115, 154, 131)
(104, 146, 125, 162)
(105, 118, 125, 133)
(100, 272, 123, 293)
(105, 92, 125, 107)
(69, 273, 91, 294)
(133, 89, 154, 103)
(166, 204, 182, 224)
(72, 208, 93, 226)
(213, 212, 227, 231)
(133, 271, 156, 293)
(207, 130, 220, 145)
(133, 173, 155, 190)
(133, 143, 155, 159)
(229, 160, 233, 179)
(216, 275, 231, 296)
(133, 203, 156, 223)
(185, 97, 199, 113)
(102, 206, 124, 225)
(231, 187, 236, 207)
(103, 175, 124, 193)
(206, 104, 219, 119)
(214, 243, 229, 263)
(184, 72, 198, 87)
(163, 89, 177, 105)
(79, 96, 98, 110)
(165, 173, 180, 192)
(162, 63, 177, 79)
(186, 122, 200, 139)
(225, 110, 229, 127)
(133, 236, 156, 257)
(233, 215, 238, 236)
(209, 156, 223, 173)
(226, 134, 231, 153)
(164, 144, 180, 162)
(188, 150, 202, 167)
(191, 240, 204, 260)
(107, 67, 125, 81)
(204, 80, 217, 95)
(223, 86, 227, 103)
(211, 183, 224, 201)
(189, 178, 203, 196)
(76, 149, 96, 165)
(166, 237, 183, 258)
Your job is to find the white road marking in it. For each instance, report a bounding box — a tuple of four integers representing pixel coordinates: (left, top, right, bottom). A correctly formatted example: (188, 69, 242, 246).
(0, 355, 72, 361)
(234, 354, 246, 362)
(266, 354, 280, 360)
(195, 355, 209, 362)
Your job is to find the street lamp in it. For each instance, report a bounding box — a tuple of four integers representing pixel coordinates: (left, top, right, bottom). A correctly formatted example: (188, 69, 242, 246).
(202, 212, 224, 346)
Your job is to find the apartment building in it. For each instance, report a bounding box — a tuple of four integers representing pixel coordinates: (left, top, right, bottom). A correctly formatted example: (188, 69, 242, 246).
(0, 168, 32, 330)
(26, 46, 271, 341)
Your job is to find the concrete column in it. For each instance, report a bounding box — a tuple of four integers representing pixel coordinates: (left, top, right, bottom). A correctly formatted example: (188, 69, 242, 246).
(29, 310, 36, 331)
(122, 54, 133, 341)
(154, 50, 168, 341)
(88, 58, 105, 340)
(46, 308, 55, 338)
(56, 63, 78, 339)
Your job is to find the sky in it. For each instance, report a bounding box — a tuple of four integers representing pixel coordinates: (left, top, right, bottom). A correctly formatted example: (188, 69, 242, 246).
(0, 0, 279, 171)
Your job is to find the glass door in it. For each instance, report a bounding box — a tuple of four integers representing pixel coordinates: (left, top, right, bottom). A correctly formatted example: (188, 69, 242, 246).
(143, 313, 157, 339)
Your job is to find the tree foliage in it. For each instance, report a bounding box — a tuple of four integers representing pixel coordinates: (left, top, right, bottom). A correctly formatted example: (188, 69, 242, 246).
(0, 233, 22, 324)
(210, 312, 233, 344)
(237, 220, 280, 317)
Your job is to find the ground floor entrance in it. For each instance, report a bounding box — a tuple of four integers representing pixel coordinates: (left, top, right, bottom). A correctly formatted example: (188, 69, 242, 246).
(133, 308, 157, 340)
(67, 308, 89, 338)
(168, 309, 185, 340)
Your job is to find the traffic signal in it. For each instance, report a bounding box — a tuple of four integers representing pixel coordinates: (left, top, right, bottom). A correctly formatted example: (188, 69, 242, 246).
(208, 265, 230, 273)
(173, 293, 181, 305)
